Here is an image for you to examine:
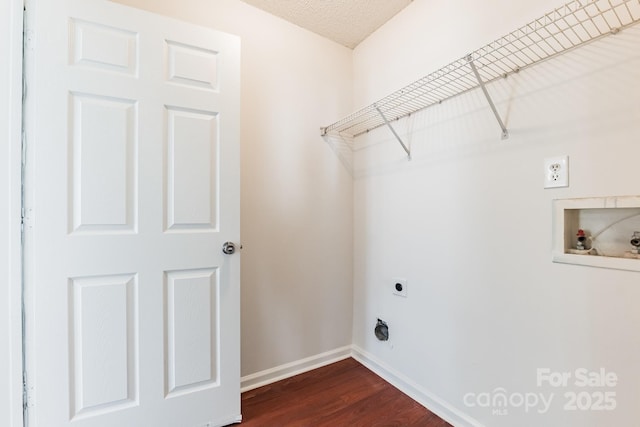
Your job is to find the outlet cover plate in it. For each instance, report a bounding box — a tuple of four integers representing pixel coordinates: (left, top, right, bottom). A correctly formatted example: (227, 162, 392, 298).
(544, 155, 569, 189)
(392, 278, 407, 297)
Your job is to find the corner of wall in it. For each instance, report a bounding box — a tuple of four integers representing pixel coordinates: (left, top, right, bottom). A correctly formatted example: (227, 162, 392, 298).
(351, 345, 485, 427)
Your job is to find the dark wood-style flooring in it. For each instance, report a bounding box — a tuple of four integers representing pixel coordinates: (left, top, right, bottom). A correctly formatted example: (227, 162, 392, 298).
(237, 357, 452, 426)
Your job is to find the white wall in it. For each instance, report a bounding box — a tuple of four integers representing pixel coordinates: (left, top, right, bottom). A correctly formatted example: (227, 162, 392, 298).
(352, 0, 640, 426)
(10, 1, 636, 425)
(113, 0, 355, 377)
(1, 0, 24, 426)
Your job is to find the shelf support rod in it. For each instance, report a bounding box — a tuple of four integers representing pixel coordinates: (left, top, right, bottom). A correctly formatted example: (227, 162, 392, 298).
(466, 55, 509, 140)
(374, 104, 411, 159)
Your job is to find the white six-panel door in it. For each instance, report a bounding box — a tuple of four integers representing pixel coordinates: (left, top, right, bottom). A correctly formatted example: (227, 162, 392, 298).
(23, 1, 241, 426)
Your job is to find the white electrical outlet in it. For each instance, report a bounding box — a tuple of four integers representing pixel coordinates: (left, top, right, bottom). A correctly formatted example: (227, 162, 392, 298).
(392, 278, 407, 297)
(544, 156, 569, 188)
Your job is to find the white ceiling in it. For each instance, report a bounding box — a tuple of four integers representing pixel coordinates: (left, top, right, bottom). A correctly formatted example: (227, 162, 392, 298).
(239, 0, 413, 49)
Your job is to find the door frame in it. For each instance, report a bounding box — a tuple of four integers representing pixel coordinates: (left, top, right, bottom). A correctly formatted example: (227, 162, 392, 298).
(1, 0, 25, 427)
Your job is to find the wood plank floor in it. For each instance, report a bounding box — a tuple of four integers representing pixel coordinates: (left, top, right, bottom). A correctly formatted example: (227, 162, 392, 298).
(236, 358, 452, 426)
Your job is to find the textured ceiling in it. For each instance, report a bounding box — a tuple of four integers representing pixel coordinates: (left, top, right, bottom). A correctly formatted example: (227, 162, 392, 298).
(239, 0, 412, 49)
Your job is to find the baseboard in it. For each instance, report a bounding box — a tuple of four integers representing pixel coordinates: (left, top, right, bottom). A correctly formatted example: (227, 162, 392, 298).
(214, 414, 242, 427)
(240, 345, 352, 392)
(240, 344, 484, 427)
(351, 345, 484, 427)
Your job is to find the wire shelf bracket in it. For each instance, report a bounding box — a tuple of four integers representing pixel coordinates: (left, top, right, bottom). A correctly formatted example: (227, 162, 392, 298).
(466, 55, 509, 140)
(374, 104, 411, 158)
(320, 0, 640, 157)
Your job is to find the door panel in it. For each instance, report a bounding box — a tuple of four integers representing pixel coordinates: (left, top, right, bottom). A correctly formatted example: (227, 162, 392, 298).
(70, 93, 137, 233)
(70, 274, 138, 417)
(70, 19, 138, 75)
(165, 107, 218, 231)
(166, 41, 219, 90)
(165, 268, 218, 395)
(24, 1, 240, 426)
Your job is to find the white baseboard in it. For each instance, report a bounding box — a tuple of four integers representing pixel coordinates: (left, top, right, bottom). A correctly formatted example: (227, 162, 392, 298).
(214, 414, 242, 427)
(240, 344, 483, 427)
(351, 345, 484, 427)
(240, 345, 352, 392)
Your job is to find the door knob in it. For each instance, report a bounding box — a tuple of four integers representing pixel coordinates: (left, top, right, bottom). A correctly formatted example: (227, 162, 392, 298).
(222, 241, 236, 255)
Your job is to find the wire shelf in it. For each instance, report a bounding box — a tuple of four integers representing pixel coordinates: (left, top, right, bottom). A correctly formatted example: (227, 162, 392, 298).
(321, 0, 640, 140)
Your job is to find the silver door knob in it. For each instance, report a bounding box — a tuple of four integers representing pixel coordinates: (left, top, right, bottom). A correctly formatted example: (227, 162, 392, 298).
(222, 242, 236, 255)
